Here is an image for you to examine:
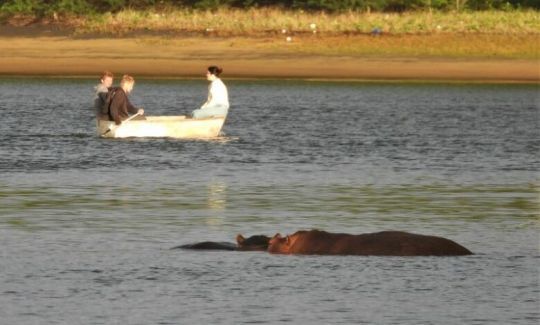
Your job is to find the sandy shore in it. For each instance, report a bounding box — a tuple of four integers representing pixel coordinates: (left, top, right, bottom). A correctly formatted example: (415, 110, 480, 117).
(0, 35, 538, 82)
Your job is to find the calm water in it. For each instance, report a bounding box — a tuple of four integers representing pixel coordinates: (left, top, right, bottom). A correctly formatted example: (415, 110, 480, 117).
(0, 78, 538, 324)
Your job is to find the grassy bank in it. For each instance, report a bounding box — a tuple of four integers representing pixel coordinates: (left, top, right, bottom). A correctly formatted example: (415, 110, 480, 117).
(1, 8, 538, 79)
(4, 8, 539, 36)
(3, 9, 537, 59)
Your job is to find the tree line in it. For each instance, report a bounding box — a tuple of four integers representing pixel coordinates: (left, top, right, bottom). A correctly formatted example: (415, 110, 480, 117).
(1, 0, 538, 15)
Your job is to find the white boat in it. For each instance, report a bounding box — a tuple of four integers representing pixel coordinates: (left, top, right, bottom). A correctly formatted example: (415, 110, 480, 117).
(97, 116, 226, 138)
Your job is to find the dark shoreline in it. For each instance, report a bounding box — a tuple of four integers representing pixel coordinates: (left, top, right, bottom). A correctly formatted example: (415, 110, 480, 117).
(1, 74, 538, 85)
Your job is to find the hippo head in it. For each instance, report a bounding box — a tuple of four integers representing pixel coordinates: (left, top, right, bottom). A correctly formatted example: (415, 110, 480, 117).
(236, 234, 270, 251)
(267, 233, 296, 254)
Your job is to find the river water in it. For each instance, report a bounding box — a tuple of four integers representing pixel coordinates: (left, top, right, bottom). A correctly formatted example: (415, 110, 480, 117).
(0, 78, 538, 324)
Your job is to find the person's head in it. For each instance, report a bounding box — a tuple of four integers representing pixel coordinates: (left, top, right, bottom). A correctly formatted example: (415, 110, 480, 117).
(120, 75, 135, 93)
(206, 66, 223, 81)
(100, 71, 114, 88)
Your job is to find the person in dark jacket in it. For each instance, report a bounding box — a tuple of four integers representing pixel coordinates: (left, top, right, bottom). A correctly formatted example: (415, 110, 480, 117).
(93, 70, 113, 119)
(108, 75, 145, 125)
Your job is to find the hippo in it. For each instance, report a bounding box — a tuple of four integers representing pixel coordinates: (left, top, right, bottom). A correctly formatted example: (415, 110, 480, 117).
(174, 241, 237, 250)
(267, 230, 473, 256)
(173, 234, 270, 251)
(236, 234, 271, 251)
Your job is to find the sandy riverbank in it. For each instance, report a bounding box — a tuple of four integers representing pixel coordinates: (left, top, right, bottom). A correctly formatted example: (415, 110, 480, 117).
(0, 35, 538, 82)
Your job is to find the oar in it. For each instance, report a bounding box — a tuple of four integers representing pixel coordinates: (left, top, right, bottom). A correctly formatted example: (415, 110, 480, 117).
(102, 112, 141, 136)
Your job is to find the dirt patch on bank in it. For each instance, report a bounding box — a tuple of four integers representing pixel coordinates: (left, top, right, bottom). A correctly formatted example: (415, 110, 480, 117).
(0, 35, 537, 82)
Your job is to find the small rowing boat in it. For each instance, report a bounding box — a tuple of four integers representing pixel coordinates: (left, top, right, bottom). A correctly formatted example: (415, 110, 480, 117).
(97, 116, 226, 138)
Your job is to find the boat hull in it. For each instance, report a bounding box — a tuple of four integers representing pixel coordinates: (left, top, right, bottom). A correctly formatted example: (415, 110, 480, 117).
(97, 116, 225, 138)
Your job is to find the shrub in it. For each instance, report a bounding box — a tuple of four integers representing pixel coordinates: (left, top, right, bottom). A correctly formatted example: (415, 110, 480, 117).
(53, 0, 92, 13)
(1, 0, 44, 14)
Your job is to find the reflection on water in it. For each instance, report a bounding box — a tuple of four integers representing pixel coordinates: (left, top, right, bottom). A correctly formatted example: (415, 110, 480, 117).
(205, 181, 227, 227)
(0, 79, 538, 324)
(1, 180, 538, 235)
(208, 181, 227, 211)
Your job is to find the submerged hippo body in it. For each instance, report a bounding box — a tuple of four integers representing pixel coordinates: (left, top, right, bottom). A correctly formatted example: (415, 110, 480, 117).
(268, 230, 473, 256)
(173, 234, 270, 251)
(175, 241, 237, 250)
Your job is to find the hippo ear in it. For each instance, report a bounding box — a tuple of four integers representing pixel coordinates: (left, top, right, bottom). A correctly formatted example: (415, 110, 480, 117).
(272, 233, 282, 239)
(236, 234, 245, 244)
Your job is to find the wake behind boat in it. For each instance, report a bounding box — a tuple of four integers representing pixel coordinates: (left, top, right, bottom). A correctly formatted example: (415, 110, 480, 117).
(97, 116, 226, 138)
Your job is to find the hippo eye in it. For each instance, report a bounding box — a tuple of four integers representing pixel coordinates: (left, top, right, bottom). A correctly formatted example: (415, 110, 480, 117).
(285, 236, 290, 245)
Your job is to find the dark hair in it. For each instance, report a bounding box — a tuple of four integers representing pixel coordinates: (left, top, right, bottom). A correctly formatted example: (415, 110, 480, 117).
(208, 66, 223, 76)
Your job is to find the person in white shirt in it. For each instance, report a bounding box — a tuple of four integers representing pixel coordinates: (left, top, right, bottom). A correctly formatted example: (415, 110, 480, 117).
(192, 66, 229, 119)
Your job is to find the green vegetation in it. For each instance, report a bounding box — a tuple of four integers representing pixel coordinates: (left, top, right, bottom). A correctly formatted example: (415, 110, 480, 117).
(1, 0, 537, 60)
(71, 8, 539, 36)
(1, 0, 538, 37)
(0, 0, 538, 17)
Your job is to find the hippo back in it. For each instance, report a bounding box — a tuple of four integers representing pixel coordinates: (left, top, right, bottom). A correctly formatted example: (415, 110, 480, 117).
(346, 231, 473, 256)
(272, 230, 472, 256)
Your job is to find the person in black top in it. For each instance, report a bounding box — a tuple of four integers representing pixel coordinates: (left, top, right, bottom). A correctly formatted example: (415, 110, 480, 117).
(93, 70, 113, 118)
(108, 75, 145, 125)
